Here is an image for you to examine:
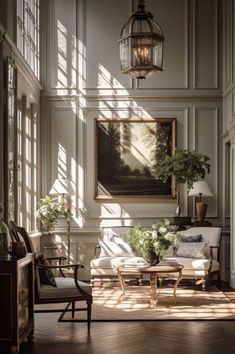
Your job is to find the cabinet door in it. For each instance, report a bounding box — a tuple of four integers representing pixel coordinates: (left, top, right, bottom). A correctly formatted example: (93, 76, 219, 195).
(0, 273, 12, 340)
(18, 264, 29, 335)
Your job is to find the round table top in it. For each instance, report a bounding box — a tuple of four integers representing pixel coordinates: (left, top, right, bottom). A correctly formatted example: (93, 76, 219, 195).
(115, 263, 183, 274)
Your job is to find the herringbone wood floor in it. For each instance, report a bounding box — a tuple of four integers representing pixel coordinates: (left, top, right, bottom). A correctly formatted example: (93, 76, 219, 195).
(18, 285, 235, 354)
(18, 315, 235, 354)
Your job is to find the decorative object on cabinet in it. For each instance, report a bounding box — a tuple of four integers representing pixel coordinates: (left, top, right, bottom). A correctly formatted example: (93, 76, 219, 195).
(49, 177, 75, 263)
(0, 253, 34, 354)
(153, 149, 211, 216)
(119, 0, 164, 79)
(188, 181, 213, 221)
(95, 117, 176, 200)
(9, 221, 92, 331)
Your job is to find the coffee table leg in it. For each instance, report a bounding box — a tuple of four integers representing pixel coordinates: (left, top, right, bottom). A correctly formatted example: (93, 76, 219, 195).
(173, 270, 182, 298)
(117, 271, 126, 298)
(149, 274, 158, 306)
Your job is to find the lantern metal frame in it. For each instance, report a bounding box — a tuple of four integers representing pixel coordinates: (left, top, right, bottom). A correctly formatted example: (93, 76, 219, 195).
(119, 0, 164, 79)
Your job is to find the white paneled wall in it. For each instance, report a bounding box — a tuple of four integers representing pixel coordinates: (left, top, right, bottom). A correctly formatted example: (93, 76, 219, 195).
(41, 0, 222, 223)
(40, 0, 224, 279)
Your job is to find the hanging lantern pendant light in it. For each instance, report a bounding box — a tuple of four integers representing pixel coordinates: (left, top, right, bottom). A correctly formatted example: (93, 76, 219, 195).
(119, 0, 164, 79)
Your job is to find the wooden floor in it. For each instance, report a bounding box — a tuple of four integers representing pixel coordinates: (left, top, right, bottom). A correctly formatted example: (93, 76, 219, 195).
(18, 283, 235, 354)
(18, 314, 235, 354)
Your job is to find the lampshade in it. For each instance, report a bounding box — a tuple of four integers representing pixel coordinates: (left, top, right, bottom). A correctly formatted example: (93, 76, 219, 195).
(119, 0, 164, 79)
(188, 181, 213, 197)
(49, 178, 75, 196)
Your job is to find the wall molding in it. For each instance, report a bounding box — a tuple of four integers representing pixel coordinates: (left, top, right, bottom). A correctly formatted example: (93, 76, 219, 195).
(41, 92, 223, 103)
(192, 106, 219, 218)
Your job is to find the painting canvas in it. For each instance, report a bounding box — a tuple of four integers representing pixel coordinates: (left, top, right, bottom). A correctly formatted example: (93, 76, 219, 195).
(95, 118, 176, 200)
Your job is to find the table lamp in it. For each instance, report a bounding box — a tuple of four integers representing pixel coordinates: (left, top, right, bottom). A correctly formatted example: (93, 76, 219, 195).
(188, 181, 213, 221)
(49, 178, 75, 263)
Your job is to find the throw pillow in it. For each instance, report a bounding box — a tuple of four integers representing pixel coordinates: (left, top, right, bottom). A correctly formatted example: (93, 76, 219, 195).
(98, 238, 134, 257)
(177, 233, 203, 242)
(174, 234, 203, 254)
(36, 254, 57, 287)
(175, 241, 208, 259)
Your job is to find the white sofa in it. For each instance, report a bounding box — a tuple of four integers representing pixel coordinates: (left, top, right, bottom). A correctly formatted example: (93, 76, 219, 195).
(164, 227, 222, 290)
(90, 227, 145, 285)
(90, 226, 222, 290)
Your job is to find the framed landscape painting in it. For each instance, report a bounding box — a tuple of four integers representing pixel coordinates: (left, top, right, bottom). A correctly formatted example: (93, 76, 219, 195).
(94, 117, 176, 200)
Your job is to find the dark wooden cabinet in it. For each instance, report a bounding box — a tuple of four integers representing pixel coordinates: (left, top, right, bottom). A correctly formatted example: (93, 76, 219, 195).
(0, 254, 34, 354)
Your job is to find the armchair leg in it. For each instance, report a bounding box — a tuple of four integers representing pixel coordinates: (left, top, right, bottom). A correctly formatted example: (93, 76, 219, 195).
(87, 302, 92, 331)
(217, 272, 221, 289)
(72, 301, 75, 318)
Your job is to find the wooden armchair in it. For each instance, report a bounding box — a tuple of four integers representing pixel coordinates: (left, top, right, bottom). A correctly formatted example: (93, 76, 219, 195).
(9, 221, 92, 330)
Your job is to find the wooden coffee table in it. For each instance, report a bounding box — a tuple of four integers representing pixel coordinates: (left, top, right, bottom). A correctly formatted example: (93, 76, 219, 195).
(114, 263, 183, 306)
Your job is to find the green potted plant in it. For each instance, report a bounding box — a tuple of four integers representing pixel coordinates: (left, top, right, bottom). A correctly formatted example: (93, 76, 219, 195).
(153, 149, 211, 216)
(36, 195, 67, 232)
(128, 219, 176, 265)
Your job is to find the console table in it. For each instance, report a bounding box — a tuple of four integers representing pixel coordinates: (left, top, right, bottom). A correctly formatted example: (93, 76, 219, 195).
(0, 254, 34, 354)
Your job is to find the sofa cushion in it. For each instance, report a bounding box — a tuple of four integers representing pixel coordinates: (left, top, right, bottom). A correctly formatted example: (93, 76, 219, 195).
(98, 238, 134, 257)
(38, 277, 91, 299)
(175, 241, 208, 259)
(165, 256, 210, 271)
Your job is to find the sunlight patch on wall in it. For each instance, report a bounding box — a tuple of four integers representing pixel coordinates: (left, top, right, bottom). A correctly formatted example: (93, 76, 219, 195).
(58, 143, 67, 178)
(98, 63, 129, 95)
(78, 39, 86, 92)
(56, 19, 68, 92)
(101, 204, 130, 218)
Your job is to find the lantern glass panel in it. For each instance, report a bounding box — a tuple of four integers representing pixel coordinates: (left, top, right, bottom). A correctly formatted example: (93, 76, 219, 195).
(132, 18, 150, 33)
(120, 38, 132, 70)
(153, 40, 163, 68)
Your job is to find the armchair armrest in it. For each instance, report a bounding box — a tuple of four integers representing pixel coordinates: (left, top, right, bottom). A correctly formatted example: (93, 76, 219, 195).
(208, 245, 220, 274)
(37, 263, 84, 270)
(46, 256, 67, 265)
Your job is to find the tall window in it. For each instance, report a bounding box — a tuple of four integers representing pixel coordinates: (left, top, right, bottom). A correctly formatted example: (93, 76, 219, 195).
(17, 0, 40, 79)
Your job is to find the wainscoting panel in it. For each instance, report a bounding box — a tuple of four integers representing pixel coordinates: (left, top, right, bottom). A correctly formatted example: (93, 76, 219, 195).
(193, 107, 219, 217)
(138, 0, 189, 90)
(193, 0, 218, 89)
(85, 0, 132, 90)
(50, 106, 77, 182)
